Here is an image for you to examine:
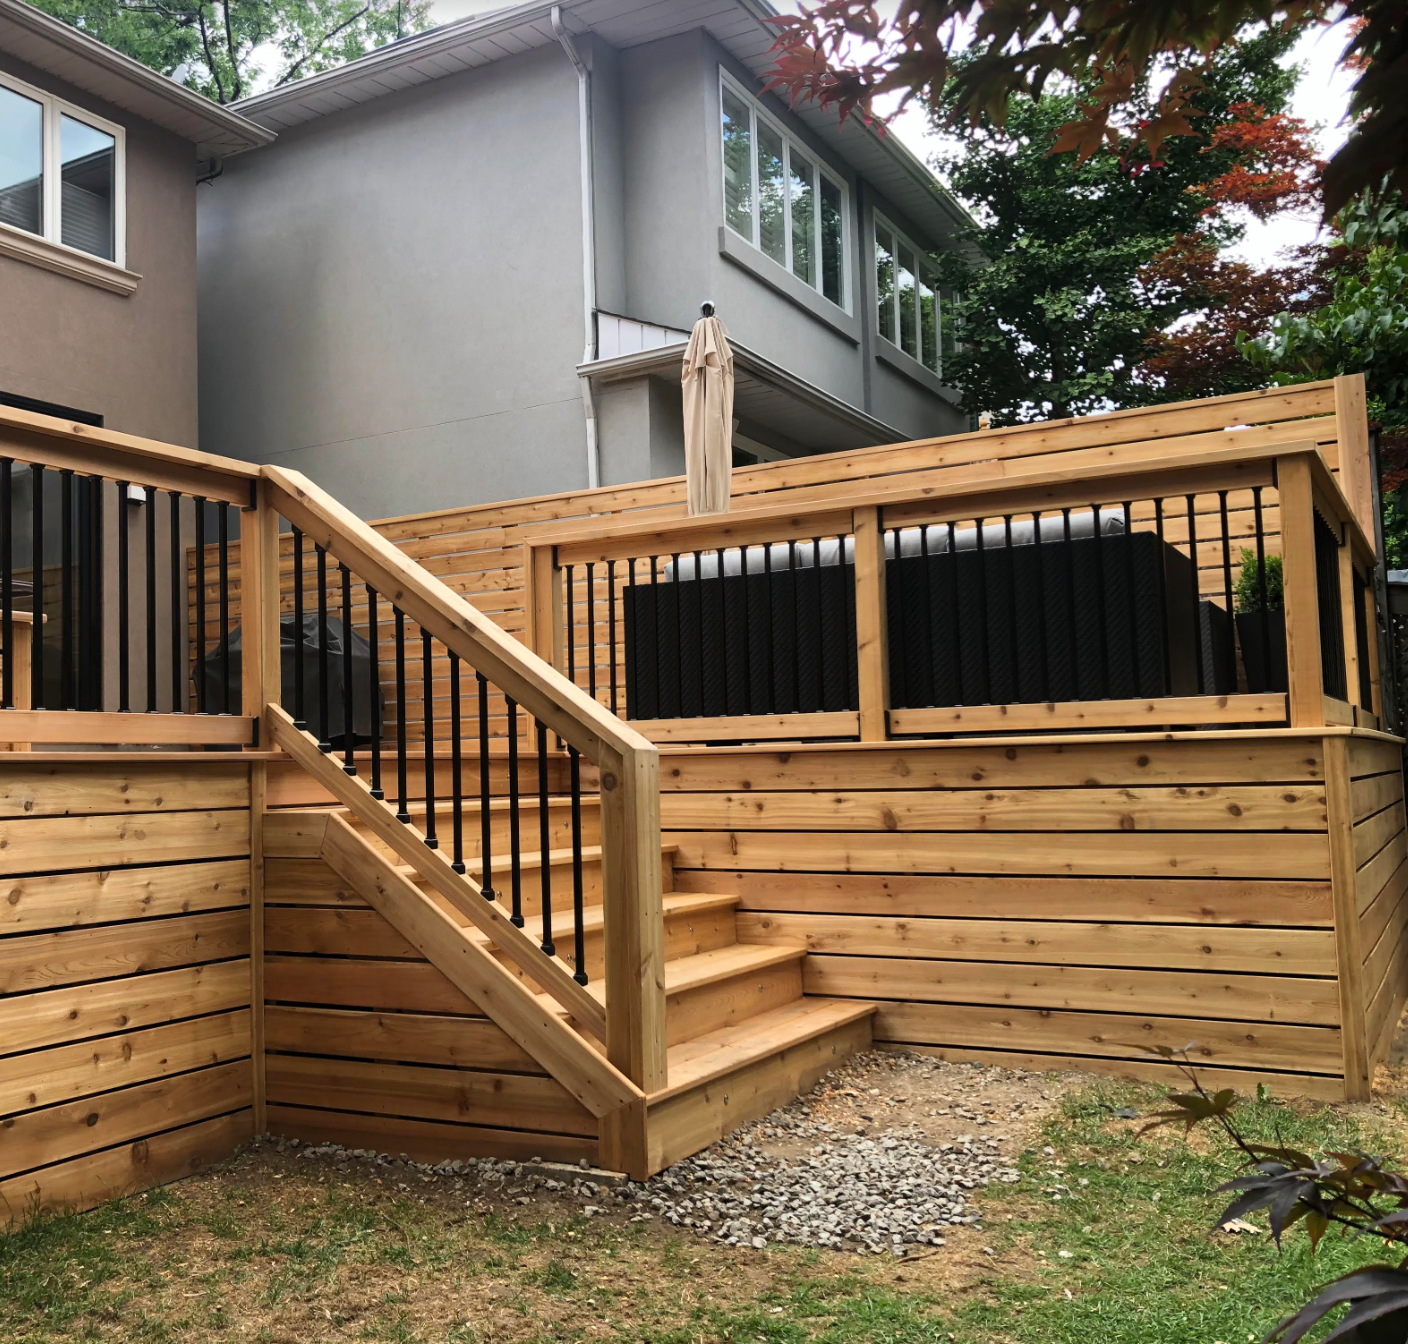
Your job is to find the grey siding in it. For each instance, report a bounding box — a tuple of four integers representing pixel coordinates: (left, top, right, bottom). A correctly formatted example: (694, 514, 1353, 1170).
(198, 43, 589, 520)
(0, 52, 198, 446)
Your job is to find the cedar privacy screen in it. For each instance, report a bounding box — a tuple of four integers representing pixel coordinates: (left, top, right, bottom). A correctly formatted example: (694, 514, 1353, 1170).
(622, 508, 1237, 722)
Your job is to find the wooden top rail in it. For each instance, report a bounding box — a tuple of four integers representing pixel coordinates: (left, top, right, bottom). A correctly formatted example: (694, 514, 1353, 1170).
(0, 406, 260, 508)
(532, 435, 1342, 567)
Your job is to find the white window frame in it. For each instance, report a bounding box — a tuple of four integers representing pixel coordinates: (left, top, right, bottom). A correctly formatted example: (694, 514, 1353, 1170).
(0, 69, 126, 268)
(719, 69, 850, 313)
(874, 211, 945, 379)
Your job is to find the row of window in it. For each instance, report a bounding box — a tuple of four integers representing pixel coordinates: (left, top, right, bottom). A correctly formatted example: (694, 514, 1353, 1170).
(0, 71, 123, 265)
(719, 73, 957, 382)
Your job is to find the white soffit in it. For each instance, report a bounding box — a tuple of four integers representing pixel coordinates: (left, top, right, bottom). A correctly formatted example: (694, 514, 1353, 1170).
(233, 0, 969, 243)
(0, 0, 273, 156)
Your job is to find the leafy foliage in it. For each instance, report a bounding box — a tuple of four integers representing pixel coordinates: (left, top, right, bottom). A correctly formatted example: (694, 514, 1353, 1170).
(27, 0, 430, 104)
(928, 31, 1311, 422)
(765, 1, 1408, 217)
(1140, 1044, 1408, 1343)
(1235, 548, 1285, 613)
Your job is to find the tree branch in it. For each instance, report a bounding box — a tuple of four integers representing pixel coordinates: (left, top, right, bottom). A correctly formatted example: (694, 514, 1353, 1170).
(275, 5, 371, 87)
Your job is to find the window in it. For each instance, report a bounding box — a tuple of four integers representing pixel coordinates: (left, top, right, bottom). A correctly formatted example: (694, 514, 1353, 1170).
(720, 72, 848, 309)
(0, 72, 122, 265)
(874, 215, 950, 378)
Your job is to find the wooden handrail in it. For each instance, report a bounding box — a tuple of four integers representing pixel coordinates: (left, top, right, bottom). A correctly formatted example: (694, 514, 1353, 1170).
(0, 406, 260, 507)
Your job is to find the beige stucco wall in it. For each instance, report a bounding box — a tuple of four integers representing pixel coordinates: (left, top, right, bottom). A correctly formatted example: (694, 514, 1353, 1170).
(0, 51, 199, 447)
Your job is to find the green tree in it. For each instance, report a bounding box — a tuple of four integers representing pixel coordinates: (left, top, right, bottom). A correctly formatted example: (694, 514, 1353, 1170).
(1242, 197, 1408, 562)
(930, 30, 1312, 423)
(29, 0, 430, 105)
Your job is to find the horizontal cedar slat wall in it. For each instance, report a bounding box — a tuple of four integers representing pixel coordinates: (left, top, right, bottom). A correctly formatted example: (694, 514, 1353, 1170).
(258, 841, 599, 1166)
(1350, 737, 1408, 1069)
(0, 762, 254, 1225)
(664, 734, 1354, 1098)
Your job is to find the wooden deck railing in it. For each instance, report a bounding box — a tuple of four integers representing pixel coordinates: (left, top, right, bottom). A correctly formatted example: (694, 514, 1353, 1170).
(525, 432, 1381, 743)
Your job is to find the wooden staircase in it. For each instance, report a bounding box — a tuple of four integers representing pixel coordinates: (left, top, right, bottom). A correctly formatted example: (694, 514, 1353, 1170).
(303, 793, 875, 1175)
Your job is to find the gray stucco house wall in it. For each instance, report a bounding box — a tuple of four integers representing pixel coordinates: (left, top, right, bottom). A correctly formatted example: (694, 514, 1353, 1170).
(198, 0, 972, 520)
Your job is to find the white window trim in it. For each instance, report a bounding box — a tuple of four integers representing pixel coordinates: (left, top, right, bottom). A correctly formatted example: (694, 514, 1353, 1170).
(719, 68, 851, 314)
(874, 211, 945, 379)
(0, 68, 127, 271)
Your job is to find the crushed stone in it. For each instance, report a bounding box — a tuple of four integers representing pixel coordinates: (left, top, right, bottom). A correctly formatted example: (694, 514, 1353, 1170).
(257, 1051, 1027, 1258)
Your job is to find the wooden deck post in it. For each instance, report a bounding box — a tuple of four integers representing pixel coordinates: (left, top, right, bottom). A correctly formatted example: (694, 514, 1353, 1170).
(1335, 374, 1374, 542)
(1, 611, 37, 749)
(853, 506, 890, 742)
(1278, 455, 1327, 728)
(241, 480, 280, 1136)
(1325, 734, 1372, 1099)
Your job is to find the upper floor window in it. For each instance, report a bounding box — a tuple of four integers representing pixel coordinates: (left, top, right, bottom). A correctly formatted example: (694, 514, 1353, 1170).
(0, 72, 123, 265)
(720, 72, 847, 310)
(874, 214, 952, 378)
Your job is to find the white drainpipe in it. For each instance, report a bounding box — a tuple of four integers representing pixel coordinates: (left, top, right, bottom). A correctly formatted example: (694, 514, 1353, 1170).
(553, 5, 601, 490)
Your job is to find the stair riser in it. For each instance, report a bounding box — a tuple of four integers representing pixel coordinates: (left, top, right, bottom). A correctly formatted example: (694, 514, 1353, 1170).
(646, 1016, 873, 1175)
(517, 901, 739, 983)
(665, 961, 803, 1047)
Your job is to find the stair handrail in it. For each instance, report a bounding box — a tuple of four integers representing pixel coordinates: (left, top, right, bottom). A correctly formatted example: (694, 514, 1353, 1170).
(258, 467, 669, 1107)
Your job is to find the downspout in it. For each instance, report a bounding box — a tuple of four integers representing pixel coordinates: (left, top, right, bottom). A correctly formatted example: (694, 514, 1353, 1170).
(553, 5, 601, 489)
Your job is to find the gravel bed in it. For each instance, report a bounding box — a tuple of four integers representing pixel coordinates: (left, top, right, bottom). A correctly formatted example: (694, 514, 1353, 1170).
(261, 1055, 1026, 1258)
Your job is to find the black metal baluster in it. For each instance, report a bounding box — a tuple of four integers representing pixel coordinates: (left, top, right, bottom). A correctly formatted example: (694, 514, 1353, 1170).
(507, 697, 523, 927)
(116, 478, 128, 713)
(1003, 515, 1018, 701)
(739, 544, 751, 715)
(1031, 513, 1049, 702)
(1092, 503, 1109, 698)
(478, 670, 495, 900)
(169, 492, 183, 713)
(695, 549, 706, 711)
(788, 541, 800, 711)
(1253, 485, 1272, 684)
(975, 517, 991, 702)
(812, 538, 824, 709)
(1062, 508, 1077, 694)
(566, 563, 576, 690)
(607, 560, 618, 714)
(1123, 502, 1140, 696)
(341, 564, 356, 773)
(315, 544, 330, 748)
(61, 471, 74, 710)
(30, 465, 44, 710)
(194, 495, 205, 712)
(422, 630, 438, 849)
(586, 560, 597, 704)
(145, 487, 157, 712)
(292, 528, 306, 728)
(1186, 494, 1204, 693)
(948, 521, 964, 705)
(569, 745, 586, 984)
(890, 529, 907, 707)
(1, 458, 10, 709)
(649, 555, 660, 716)
(536, 719, 554, 956)
(1219, 489, 1236, 619)
(764, 542, 777, 712)
(218, 503, 231, 714)
(367, 584, 382, 799)
(449, 650, 464, 872)
(671, 552, 683, 713)
(921, 525, 935, 707)
(394, 606, 410, 823)
(1155, 498, 1171, 693)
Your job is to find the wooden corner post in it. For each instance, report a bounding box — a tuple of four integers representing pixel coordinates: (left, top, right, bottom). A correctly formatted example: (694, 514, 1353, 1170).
(1278, 455, 1327, 728)
(598, 739, 665, 1179)
(853, 506, 890, 742)
(1334, 374, 1375, 542)
(1324, 734, 1372, 1100)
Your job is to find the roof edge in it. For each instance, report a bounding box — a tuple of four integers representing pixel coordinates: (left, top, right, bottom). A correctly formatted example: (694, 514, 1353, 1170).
(0, 0, 273, 152)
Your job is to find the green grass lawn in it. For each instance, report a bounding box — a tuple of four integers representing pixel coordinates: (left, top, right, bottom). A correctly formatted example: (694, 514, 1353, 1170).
(1, 1075, 1402, 1343)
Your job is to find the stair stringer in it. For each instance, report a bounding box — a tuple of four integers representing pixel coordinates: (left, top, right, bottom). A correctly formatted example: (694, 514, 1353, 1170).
(317, 812, 649, 1170)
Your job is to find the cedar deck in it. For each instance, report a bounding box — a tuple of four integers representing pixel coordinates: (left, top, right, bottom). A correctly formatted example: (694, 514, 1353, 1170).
(1, 377, 1404, 1219)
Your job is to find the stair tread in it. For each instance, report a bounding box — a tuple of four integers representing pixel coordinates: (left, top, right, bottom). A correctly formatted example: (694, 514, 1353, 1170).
(581, 941, 805, 1005)
(653, 998, 878, 1102)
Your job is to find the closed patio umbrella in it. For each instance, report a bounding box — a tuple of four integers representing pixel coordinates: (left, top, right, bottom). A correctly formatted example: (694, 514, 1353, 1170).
(681, 302, 734, 516)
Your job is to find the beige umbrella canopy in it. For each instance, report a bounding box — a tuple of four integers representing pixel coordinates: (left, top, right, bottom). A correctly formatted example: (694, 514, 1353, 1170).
(681, 303, 734, 516)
